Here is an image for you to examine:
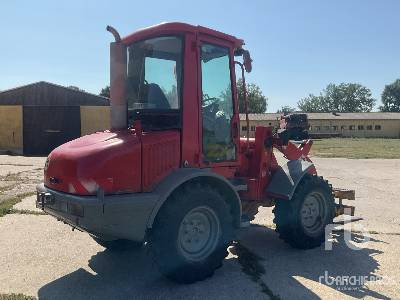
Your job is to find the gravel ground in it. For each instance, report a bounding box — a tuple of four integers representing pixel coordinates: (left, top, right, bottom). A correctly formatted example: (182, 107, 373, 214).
(0, 154, 399, 299)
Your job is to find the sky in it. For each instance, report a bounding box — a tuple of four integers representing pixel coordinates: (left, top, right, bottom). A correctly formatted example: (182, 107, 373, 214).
(1, 0, 399, 112)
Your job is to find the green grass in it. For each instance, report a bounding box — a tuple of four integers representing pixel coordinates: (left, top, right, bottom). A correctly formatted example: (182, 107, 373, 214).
(0, 192, 36, 217)
(0, 294, 36, 300)
(311, 138, 400, 159)
(8, 208, 46, 216)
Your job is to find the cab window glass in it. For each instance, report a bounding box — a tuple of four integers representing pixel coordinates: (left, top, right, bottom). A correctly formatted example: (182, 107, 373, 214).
(201, 43, 235, 162)
(127, 36, 182, 111)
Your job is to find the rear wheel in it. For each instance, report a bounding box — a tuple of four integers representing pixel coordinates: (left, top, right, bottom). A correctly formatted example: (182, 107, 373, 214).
(273, 174, 334, 249)
(149, 183, 235, 283)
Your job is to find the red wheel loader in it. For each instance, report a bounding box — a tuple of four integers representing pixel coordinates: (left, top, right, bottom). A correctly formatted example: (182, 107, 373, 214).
(36, 23, 355, 283)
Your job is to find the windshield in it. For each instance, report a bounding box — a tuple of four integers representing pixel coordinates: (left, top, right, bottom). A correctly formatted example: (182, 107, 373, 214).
(127, 36, 183, 113)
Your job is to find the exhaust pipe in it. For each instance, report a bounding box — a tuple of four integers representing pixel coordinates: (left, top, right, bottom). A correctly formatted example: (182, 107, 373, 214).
(107, 25, 127, 130)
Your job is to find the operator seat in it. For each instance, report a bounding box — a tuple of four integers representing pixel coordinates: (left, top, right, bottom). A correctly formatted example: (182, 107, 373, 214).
(147, 83, 170, 109)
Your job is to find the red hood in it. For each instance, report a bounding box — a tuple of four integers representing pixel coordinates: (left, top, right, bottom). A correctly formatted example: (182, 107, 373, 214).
(45, 130, 141, 195)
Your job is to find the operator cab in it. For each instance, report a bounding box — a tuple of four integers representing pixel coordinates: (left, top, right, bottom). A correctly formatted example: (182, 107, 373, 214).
(120, 22, 250, 166)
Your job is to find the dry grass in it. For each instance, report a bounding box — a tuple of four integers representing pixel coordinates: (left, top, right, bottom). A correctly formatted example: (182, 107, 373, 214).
(0, 192, 36, 217)
(311, 138, 400, 159)
(0, 294, 36, 300)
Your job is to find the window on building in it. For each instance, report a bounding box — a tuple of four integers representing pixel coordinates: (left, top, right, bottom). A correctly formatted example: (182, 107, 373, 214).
(250, 126, 256, 131)
(309, 126, 312, 131)
(242, 126, 247, 131)
(315, 126, 320, 131)
(349, 125, 355, 130)
(268, 122, 272, 126)
(341, 125, 347, 130)
(358, 125, 364, 130)
(375, 125, 382, 130)
(367, 125, 373, 130)
(332, 126, 338, 131)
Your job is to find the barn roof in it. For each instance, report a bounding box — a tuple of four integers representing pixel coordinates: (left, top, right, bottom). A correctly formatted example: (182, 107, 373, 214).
(240, 112, 400, 121)
(0, 81, 109, 106)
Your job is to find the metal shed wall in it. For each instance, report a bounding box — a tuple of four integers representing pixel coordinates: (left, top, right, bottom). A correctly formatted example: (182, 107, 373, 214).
(0, 81, 109, 106)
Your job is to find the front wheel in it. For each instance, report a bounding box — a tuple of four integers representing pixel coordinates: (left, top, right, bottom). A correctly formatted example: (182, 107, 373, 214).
(273, 174, 335, 249)
(149, 183, 235, 283)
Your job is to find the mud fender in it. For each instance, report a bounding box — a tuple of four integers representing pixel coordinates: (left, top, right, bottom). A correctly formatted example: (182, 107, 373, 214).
(146, 168, 242, 228)
(266, 159, 314, 200)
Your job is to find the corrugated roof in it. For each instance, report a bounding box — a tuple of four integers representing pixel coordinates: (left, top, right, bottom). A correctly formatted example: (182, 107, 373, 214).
(239, 112, 400, 121)
(0, 81, 109, 106)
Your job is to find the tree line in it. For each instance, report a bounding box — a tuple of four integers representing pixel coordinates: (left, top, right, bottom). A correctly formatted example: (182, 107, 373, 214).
(100, 78, 400, 114)
(278, 79, 400, 114)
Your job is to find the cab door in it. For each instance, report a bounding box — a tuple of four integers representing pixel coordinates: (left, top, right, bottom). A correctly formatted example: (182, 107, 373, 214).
(198, 36, 240, 172)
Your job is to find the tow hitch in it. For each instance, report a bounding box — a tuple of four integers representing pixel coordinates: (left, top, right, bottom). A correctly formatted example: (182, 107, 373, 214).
(333, 188, 356, 217)
(37, 192, 55, 209)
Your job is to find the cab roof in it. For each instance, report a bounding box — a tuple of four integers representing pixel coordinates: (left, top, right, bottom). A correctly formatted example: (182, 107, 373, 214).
(122, 22, 244, 48)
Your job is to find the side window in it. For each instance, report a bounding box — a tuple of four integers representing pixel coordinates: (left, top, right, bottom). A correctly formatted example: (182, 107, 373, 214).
(201, 43, 235, 162)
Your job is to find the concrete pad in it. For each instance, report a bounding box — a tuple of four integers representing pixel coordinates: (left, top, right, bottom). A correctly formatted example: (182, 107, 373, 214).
(1, 154, 400, 299)
(239, 225, 399, 299)
(12, 195, 42, 213)
(0, 155, 46, 177)
(0, 155, 46, 167)
(0, 214, 264, 299)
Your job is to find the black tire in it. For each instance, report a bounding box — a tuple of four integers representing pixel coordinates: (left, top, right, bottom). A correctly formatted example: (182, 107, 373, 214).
(91, 236, 142, 251)
(273, 174, 334, 249)
(299, 131, 309, 140)
(149, 183, 235, 284)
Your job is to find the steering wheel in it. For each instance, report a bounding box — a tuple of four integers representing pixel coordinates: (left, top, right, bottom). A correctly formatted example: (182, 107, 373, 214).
(202, 97, 220, 115)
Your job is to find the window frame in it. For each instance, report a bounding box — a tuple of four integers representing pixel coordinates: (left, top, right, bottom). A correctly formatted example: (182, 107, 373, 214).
(126, 35, 185, 128)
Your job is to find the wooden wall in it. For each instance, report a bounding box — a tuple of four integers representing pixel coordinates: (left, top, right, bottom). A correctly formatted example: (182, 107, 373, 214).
(0, 106, 23, 153)
(80, 106, 110, 136)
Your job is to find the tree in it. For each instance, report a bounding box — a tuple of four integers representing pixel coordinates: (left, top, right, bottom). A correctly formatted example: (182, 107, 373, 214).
(236, 79, 267, 113)
(298, 83, 375, 112)
(100, 86, 110, 98)
(380, 79, 400, 112)
(277, 105, 296, 115)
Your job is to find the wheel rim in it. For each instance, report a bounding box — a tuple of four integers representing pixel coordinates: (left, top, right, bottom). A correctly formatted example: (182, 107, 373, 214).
(177, 206, 221, 262)
(300, 191, 327, 236)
